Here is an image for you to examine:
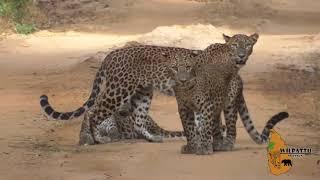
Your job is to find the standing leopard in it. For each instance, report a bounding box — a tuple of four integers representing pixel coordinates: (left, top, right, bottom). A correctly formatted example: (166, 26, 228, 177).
(165, 42, 289, 154)
(40, 45, 200, 144)
(166, 49, 239, 155)
(39, 33, 265, 145)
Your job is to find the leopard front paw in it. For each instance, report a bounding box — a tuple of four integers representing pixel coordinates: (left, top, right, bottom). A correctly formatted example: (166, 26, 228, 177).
(213, 140, 234, 151)
(196, 144, 213, 155)
(148, 135, 163, 143)
(181, 144, 197, 154)
(79, 134, 95, 146)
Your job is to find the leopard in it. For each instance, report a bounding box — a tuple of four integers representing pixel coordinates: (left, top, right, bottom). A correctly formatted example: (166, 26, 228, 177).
(78, 84, 185, 145)
(165, 41, 289, 155)
(40, 45, 201, 145)
(39, 33, 268, 145)
(167, 52, 239, 155)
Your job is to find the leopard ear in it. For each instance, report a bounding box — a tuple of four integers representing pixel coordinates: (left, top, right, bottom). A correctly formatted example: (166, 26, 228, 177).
(191, 50, 199, 57)
(223, 34, 231, 42)
(250, 33, 259, 44)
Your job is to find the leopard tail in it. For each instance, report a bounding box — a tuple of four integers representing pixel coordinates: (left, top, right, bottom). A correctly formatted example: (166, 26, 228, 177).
(148, 118, 185, 138)
(39, 68, 106, 120)
(158, 128, 185, 138)
(237, 94, 289, 144)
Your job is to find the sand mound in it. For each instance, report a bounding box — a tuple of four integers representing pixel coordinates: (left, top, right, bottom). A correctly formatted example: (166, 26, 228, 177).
(138, 24, 224, 49)
(78, 24, 225, 65)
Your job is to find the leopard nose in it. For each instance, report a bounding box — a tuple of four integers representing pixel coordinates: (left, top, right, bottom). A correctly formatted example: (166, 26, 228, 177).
(180, 79, 187, 83)
(239, 54, 245, 59)
(179, 77, 188, 83)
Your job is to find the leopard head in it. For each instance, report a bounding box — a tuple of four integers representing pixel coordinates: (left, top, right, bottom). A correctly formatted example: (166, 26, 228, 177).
(163, 51, 199, 86)
(223, 33, 259, 68)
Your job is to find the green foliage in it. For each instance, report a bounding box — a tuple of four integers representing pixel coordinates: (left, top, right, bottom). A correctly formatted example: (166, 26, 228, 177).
(0, 1, 11, 17)
(15, 23, 36, 34)
(0, 0, 37, 34)
(0, 0, 28, 22)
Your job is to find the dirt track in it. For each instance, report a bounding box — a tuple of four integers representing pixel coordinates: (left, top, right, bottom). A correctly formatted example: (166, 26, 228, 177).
(0, 0, 319, 179)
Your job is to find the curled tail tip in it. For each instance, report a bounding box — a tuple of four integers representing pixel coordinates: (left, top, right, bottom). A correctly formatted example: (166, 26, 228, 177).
(268, 111, 289, 125)
(278, 111, 289, 119)
(40, 95, 49, 107)
(40, 95, 48, 100)
(275, 112, 289, 121)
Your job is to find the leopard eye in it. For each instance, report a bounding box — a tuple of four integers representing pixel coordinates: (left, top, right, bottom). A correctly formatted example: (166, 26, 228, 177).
(172, 64, 178, 69)
(231, 43, 238, 48)
(246, 44, 252, 48)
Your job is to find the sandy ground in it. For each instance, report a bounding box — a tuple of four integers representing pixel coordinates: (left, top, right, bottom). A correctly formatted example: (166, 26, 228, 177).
(0, 0, 320, 179)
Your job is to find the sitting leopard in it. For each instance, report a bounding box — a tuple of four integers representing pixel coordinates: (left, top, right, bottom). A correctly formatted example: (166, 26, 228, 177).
(79, 84, 185, 145)
(165, 43, 289, 154)
(40, 33, 262, 145)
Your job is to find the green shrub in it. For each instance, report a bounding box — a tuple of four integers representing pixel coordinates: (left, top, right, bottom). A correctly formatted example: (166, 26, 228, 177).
(15, 23, 36, 34)
(0, 0, 37, 34)
(0, 1, 11, 17)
